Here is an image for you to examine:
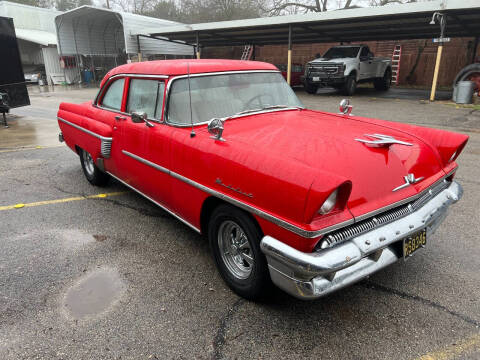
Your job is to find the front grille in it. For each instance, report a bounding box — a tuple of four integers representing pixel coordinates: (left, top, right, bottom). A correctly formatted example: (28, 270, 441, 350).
(317, 179, 450, 250)
(308, 63, 342, 75)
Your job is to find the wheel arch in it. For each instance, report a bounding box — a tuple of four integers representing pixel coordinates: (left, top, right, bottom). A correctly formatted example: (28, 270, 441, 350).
(200, 196, 264, 238)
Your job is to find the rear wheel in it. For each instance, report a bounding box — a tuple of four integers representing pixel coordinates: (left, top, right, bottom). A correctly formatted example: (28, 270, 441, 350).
(79, 148, 109, 186)
(208, 204, 271, 300)
(304, 82, 318, 94)
(374, 68, 392, 91)
(343, 74, 357, 96)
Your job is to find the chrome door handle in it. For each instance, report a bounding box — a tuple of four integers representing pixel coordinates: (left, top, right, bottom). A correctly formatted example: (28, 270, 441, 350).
(115, 116, 127, 121)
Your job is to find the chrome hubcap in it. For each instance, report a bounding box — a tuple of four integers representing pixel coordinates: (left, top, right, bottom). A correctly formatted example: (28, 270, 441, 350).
(83, 150, 95, 176)
(218, 220, 253, 280)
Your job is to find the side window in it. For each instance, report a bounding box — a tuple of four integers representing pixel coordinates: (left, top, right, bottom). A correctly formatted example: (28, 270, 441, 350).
(127, 79, 165, 120)
(101, 78, 125, 111)
(360, 47, 369, 59)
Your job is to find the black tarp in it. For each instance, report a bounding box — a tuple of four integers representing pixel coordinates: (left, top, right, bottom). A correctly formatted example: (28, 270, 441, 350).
(0, 16, 29, 108)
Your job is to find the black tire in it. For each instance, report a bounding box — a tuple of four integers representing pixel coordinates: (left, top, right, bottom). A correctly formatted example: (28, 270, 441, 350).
(79, 148, 109, 186)
(304, 82, 318, 94)
(208, 204, 271, 300)
(343, 74, 357, 96)
(453, 63, 480, 86)
(374, 68, 392, 91)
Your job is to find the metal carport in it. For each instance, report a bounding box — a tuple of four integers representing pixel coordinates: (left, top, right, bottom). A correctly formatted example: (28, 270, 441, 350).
(55, 6, 194, 82)
(134, 0, 480, 100)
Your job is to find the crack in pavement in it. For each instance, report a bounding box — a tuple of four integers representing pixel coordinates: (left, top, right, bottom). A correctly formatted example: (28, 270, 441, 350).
(213, 298, 244, 360)
(101, 197, 168, 218)
(361, 281, 480, 328)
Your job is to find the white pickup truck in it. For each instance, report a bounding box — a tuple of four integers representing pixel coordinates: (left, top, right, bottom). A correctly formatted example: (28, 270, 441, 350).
(303, 45, 392, 95)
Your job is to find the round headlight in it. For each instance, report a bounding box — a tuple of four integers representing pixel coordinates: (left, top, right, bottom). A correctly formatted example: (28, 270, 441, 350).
(318, 189, 338, 215)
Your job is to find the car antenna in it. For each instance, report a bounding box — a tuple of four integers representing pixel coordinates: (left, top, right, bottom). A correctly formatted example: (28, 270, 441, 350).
(187, 61, 196, 138)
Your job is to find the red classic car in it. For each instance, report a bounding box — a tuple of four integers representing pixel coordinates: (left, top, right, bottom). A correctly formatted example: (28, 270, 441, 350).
(57, 60, 468, 300)
(276, 63, 304, 86)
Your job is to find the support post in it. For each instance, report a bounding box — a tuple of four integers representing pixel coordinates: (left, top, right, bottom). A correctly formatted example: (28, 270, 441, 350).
(472, 36, 479, 64)
(196, 32, 200, 59)
(287, 25, 292, 85)
(430, 44, 443, 101)
(136, 35, 142, 62)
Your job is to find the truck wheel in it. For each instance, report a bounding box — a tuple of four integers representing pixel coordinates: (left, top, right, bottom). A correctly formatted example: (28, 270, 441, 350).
(79, 148, 109, 186)
(374, 69, 392, 91)
(343, 75, 356, 96)
(304, 82, 318, 94)
(208, 204, 271, 300)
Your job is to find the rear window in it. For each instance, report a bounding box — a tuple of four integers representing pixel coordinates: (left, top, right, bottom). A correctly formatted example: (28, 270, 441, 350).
(101, 78, 125, 111)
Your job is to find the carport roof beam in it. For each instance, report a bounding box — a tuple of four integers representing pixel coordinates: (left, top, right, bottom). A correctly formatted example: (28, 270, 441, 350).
(133, 0, 480, 46)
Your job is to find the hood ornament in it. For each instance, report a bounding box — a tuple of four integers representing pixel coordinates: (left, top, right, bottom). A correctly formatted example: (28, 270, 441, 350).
(355, 134, 413, 148)
(392, 173, 424, 192)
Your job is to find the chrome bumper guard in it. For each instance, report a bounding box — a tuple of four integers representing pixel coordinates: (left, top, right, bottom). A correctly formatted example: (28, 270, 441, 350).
(260, 181, 463, 299)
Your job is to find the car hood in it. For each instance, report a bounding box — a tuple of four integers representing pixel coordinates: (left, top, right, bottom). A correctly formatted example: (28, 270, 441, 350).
(222, 109, 446, 218)
(309, 57, 356, 64)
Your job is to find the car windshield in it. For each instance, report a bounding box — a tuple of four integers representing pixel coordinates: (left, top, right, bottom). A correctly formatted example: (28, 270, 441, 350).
(323, 47, 360, 59)
(167, 72, 303, 125)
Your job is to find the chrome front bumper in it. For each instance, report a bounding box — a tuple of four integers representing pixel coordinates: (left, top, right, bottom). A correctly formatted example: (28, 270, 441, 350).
(260, 181, 463, 299)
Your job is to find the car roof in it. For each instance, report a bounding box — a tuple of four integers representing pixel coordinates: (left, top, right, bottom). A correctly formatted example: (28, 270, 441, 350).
(102, 59, 278, 87)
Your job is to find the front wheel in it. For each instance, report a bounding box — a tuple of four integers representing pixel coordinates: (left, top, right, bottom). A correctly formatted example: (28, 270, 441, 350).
(79, 148, 110, 186)
(304, 82, 318, 94)
(343, 75, 357, 96)
(208, 204, 271, 300)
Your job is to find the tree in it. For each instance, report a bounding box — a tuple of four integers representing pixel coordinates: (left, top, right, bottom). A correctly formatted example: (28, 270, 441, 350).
(265, 0, 355, 16)
(55, 0, 91, 11)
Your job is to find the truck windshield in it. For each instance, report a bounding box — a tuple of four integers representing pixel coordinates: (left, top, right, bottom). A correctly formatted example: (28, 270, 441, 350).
(323, 47, 360, 59)
(167, 72, 303, 125)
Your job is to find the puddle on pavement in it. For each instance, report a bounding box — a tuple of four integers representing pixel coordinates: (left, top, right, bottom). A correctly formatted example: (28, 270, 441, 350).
(64, 268, 126, 319)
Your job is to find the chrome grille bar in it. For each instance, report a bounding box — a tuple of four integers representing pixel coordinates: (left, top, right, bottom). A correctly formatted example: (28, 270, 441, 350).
(318, 180, 450, 250)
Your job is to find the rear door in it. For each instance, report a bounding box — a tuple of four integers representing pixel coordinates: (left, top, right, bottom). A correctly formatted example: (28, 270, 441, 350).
(359, 46, 375, 80)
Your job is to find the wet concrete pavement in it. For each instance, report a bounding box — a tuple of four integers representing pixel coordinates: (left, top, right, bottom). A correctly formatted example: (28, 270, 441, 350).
(0, 86, 479, 359)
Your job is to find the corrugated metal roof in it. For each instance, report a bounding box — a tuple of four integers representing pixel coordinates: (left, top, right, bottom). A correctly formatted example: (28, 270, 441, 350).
(134, 0, 480, 46)
(15, 28, 57, 46)
(0, 1, 60, 33)
(55, 6, 193, 56)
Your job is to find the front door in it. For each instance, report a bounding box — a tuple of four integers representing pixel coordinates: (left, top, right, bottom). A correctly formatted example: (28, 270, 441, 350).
(119, 77, 173, 207)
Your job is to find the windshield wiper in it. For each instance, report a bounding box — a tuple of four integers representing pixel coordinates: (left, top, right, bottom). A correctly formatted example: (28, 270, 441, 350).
(207, 105, 303, 124)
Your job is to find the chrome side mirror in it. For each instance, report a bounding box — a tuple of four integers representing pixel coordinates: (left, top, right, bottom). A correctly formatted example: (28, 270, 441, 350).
(208, 118, 225, 141)
(131, 111, 154, 127)
(339, 99, 353, 116)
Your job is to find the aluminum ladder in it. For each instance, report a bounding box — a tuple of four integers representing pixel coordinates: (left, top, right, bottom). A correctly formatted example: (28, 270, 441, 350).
(391, 44, 402, 85)
(241, 45, 253, 60)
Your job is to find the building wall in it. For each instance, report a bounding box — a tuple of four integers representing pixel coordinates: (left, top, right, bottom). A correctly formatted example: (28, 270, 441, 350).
(203, 38, 479, 88)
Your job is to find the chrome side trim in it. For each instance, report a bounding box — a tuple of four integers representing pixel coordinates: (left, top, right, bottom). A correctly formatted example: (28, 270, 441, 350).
(106, 171, 201, 233)
(122, 149, 348, 238)
(58, 117, 112, 141)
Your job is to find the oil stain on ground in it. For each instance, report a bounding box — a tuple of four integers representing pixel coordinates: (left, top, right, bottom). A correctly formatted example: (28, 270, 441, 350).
(64, 267, 126, 320)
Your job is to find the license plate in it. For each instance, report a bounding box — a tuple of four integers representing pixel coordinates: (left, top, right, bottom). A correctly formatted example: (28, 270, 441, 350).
(313, 76, 320, 81)
(403, 229, 427, 259)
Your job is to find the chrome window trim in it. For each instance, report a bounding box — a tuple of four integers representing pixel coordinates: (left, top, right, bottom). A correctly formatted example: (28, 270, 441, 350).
(58, 117, 112, 141)
(164, 70, 284, 127)
(94, 73, 168, 106)
(106, 170, 201, 233)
